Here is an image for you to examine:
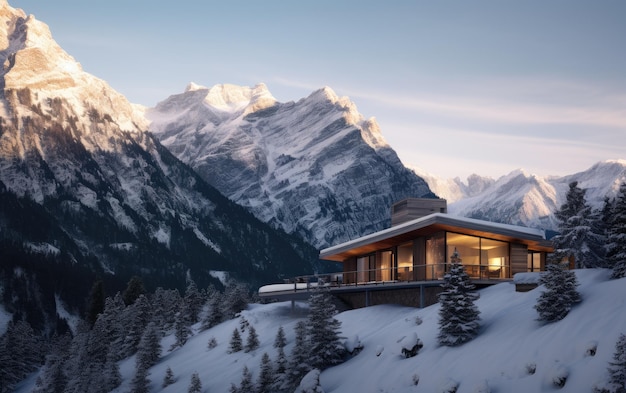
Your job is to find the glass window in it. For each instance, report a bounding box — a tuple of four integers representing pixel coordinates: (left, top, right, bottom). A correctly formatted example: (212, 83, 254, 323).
(527, 252, 541, 272)
(397, 242, 413, 281)
(481, 238, 509, 278)
(446, 233, 480, 277)
(426, 232, 445, 279)
(378, 251, 393, 281)
(357, 256, 368, 283)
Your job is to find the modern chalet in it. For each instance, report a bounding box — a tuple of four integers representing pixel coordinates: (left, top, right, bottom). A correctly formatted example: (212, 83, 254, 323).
(259, 198, 553, 308)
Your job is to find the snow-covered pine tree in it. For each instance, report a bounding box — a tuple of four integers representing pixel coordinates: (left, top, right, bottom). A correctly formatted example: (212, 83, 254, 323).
(121, 294, 152, 357)
(171, 308, 191, 350)
(184, 277, 205, 325)
(228, 328, 243, 353)
(137, 322, 161, 369)
(188, 371, 202, 393)
(130, 358, 150, 393)
(222, 281, 250, 320)
(272, 326, 289, 392)
(551, 181, 606, 268)
(437, 249, 481, 346)
(608, 333, 626, 393)
(238, 366, 255, 393)
(257, 352, 275, 393)
(307, 290, 345, 369)
(152, 287, 182, 333)
(607, 182, 626, 279)
(162, 366, 175, 388)
(286, 320, 313, 390)
(245, 324, 260, 352)
(0, 320, 42, 391)
(535, 263, 582, 322)
(201, 285, 223, 330)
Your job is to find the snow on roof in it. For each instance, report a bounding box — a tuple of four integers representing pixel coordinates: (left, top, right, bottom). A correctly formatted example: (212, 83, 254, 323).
(320, 212, 547, 258)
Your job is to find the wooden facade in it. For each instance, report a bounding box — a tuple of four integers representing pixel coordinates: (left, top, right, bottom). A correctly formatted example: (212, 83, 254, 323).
(320, 212, 553, 284)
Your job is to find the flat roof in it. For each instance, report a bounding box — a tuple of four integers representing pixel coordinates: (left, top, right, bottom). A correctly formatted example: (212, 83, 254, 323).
(319, 213, 553, 262)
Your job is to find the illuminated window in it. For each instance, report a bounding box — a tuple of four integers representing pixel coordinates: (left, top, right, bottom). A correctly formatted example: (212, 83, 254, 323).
(397, 242, 413, 281)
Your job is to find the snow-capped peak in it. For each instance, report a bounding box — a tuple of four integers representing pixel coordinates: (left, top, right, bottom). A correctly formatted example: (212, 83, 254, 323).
(201, 83, 276, 114)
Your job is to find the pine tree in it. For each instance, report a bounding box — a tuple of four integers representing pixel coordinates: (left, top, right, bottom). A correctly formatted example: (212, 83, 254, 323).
(287, 320, 312, 390)
(272, 326, 288, 392)
(184, 277, 205, 324)
(201, 287, 223, 330)
(228, 328, 243, 353)
(237, 366, 254, 393)
(608, 334, 626, 393)
(551, 181, 606, 268)
(122, 275, 146, 306)
(86, 280, 105, 327)
(437, 249, 481, 346)
(535, 263, 582, 322)
(162, 366, 175, 388)
(121, 294, 152, 357)
(130, 359, 150, 393)
(0, 320, 42, 391)
(245, 324, 260, 352)
(607, 182, 626, 279)
(188, 371, 202, 393)
(171, 308, 191, 350)
(222, 281, 250, 320)
(152, 287, 182, 333)
(257, 352, 275, 393)
(307, 291, 345, 369)
(137, 322, 161, 369)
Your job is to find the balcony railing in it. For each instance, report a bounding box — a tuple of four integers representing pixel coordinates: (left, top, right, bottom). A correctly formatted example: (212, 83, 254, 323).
(260, 263, 510, 294)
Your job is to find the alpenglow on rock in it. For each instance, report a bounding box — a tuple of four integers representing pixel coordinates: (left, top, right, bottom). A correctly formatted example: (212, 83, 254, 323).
(148, 84, 435, 248)
(0, 0, 319, 325)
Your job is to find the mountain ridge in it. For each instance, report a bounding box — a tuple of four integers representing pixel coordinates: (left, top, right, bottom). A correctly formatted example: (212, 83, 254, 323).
(148, 83, 434, 249)
(0, 1, 319, 331)
(412, 159, 626, 230)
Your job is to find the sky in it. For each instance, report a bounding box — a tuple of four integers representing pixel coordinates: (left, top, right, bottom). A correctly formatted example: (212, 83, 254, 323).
(14, 0, 626, 180)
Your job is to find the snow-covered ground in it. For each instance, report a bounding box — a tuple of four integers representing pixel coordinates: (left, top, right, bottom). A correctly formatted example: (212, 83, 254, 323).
(16, 269, 625, 392)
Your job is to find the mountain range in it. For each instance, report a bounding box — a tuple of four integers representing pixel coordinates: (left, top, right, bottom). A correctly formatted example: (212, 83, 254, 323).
(1, 0, 625, 335)
(146, 83, 434, 249)
(412, 159, 626, 231)
(0, 1, 319, 330)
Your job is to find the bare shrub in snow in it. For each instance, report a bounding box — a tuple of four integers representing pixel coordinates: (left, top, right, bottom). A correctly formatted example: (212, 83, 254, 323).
(585, 341, 599, 357)
(375, 345, 384, 357)
(550, 365, 569, 388)
(439, 378, 459, 393)
(525, 362, 537, 375)
(412, 373, 420, 386)
(207, 337, 217, 350)
(401, 332, 423, 358)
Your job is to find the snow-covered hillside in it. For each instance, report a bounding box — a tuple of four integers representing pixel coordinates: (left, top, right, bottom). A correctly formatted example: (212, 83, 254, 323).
(413, 160, 626, 230)
(147, 83, 433, 249)
(16, 269, 623, 392)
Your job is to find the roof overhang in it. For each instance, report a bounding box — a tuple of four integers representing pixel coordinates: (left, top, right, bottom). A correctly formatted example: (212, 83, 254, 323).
(319, 213, 553, 262)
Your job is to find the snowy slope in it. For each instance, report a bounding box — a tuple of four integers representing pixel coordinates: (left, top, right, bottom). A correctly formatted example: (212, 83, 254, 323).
(16, 269, 622, 393)
(147, 84, 433, 249)
(414, 160, 626, 231)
